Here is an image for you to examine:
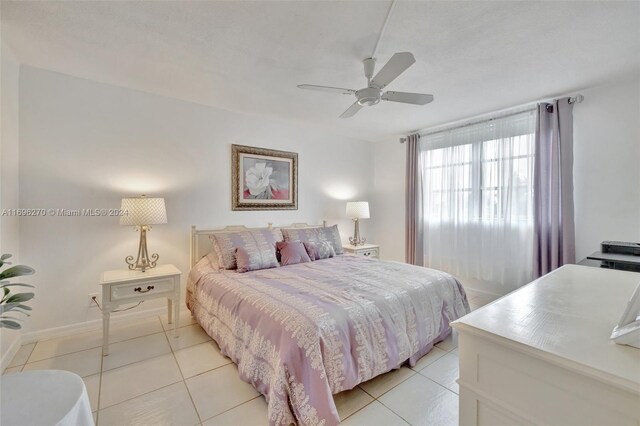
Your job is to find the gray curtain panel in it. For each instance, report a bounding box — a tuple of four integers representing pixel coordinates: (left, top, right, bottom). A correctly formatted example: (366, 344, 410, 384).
(405, 133, 424, 266)
(533, 98, 576, 277)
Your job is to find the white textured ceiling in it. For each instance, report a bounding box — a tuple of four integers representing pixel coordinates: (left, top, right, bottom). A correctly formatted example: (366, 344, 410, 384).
(2, 1, 639, 142)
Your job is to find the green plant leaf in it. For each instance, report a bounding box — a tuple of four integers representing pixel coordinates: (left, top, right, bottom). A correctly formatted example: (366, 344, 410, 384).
(15, 304, 32, 311)
(0, 265, 35, 280)
(0, 302, 21, 314)
(0, 255, 12, 268)
(0, 304, 30, 315)
(5, 292, 34, 303)
(0, 256, 34, 329)
(0, 319, 22, 329)
(0, 283, 35, 289)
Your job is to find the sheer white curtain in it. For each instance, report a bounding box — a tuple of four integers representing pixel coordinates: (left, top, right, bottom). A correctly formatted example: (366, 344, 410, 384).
(420, 110, 536, 290)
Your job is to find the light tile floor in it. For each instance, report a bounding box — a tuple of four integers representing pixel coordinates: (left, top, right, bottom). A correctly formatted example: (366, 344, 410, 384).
(3, 292, 497, 425)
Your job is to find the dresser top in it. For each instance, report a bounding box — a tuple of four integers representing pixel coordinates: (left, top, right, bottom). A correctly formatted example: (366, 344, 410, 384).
(101, 264, 181, 284)
(452, 265, 640, 392)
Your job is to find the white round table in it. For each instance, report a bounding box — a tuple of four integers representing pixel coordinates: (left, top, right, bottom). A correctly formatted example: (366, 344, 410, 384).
(1, 370, 94, 426)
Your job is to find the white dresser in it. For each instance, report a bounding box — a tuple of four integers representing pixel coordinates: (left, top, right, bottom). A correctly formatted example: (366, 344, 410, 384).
(452, 265, 640, 426)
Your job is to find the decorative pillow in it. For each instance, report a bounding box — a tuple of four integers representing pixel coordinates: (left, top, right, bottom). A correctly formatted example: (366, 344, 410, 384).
(235, 247, 279, 273)
(303, 241, 336, 261)
(281, 227, 321, 244)
(276, 241, 311, 266)
(209, 229, 283, 270)
(282, 225, 344, 255)
(319, 225, 344, 255)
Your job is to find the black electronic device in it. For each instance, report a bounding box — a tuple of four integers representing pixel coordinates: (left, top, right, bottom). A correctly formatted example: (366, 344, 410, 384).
(601, 241, 640, 256)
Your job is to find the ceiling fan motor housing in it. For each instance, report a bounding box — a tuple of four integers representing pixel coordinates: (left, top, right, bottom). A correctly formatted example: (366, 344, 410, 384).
(356, 87, 382, 106)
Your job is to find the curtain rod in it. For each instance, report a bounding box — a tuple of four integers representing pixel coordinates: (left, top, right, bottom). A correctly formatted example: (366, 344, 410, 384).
(399, 94, 584, 143)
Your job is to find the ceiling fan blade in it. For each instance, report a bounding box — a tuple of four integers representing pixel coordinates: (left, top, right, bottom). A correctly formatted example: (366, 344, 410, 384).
(340, 101, 364, 118)
(382, 91, 434, 105)
(297, 84, 356, 95)
(370, 52, 416, 89)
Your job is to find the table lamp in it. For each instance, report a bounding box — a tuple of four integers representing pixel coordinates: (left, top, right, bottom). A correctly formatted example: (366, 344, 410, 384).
(346, 201, 370, 246)
(120, 195, 167, 272)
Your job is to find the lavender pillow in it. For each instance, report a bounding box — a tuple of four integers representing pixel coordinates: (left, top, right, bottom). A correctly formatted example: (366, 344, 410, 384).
(281, 225, 344, 255)
(303, 241, 336, 261)
(276, 241, 311, 266)
(209, 229, 283, 270)
(281, 227, 321, 244)
(319, 225, 344, 255)
(235, 247, 279, 273)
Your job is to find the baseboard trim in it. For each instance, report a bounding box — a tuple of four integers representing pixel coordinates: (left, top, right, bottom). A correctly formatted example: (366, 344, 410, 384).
(463, 285, 503, 299)
(20, 307, 166, 345)
(1, 334, 23, 371)
(456, 275, 508, 298)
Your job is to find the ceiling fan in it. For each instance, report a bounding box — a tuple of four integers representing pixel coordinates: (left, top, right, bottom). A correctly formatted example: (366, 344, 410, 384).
(298, 52, 434, 118)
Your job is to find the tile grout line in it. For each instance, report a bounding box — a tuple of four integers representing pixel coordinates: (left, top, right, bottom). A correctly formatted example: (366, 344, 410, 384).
(199, 395, 263, 425)
(24, 342, 37, 365)
(415, 370, 459, 396)
(95, 340, 105, 426)
(23, 346, 104, 373)
(98, 358, 185, 411)
(357, 366, 417, 399)
(7, 342, 38, 369)
(24, 333, 167, 377)
(95, 318, 194, 411)
(99, 333, 175, 374)
(375, 398, 413, 426)
(163, 319, 204, 425)
(340, 398, 376, 422)
(23, 319, 194, 366)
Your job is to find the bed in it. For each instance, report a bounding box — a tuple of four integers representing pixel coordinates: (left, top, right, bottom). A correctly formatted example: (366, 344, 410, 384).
(186, 224, 469, 426)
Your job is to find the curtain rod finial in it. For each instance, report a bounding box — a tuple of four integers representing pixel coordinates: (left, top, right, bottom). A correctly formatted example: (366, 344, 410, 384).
(569, 94, 584, 104)
(399, 137, 407, 144)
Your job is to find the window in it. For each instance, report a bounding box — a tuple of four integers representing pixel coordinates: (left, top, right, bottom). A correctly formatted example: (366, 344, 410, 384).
(422, 113, 535, 224)
(480, 134, 534, 221)
(423, 143, 473, 222)
(419, 110, 536, 288)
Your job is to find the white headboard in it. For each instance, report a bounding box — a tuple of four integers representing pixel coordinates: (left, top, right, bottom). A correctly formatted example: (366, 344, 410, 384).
(190, 221, 327, 267)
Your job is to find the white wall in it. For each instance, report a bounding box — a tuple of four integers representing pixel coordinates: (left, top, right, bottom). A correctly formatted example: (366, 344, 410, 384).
(1, 42, 23, 365)
(573, 78, 640, 260)
(18, 66, 373, 335)
(370, 141, 405, 262)
(371, 77, 640, 280)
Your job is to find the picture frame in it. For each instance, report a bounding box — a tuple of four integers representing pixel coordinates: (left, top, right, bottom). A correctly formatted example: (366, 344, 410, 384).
(232, 144, 298, 211)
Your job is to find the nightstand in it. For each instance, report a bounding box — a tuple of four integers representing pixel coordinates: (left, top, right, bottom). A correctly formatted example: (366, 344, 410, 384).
(99, 264, 181, 356)
(342, 243, 380, 259)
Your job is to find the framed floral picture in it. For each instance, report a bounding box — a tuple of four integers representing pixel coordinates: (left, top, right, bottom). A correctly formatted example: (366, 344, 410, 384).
(232, 144, 298, 210)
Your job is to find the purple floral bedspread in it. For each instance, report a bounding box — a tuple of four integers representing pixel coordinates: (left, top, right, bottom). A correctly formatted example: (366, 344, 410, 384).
(186, 254, 469, 425)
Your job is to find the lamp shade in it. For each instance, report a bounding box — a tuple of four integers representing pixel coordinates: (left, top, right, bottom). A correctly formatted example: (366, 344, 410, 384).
(346, 201, 370, 219)
(120, 196, 167, 226)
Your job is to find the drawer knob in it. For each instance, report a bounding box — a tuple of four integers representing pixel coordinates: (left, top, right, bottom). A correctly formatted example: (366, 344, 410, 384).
(134, 285, 155, 293)
(364, 252, 370, 256)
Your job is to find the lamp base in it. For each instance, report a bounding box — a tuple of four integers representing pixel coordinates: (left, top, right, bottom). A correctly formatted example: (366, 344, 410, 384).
(125, 226, 159, 272)
(348, 218, 367, 246)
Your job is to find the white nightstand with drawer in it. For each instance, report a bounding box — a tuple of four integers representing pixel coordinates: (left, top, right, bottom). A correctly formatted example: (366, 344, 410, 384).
(342, 244, 380, 259)
(100, 264, 181, 356)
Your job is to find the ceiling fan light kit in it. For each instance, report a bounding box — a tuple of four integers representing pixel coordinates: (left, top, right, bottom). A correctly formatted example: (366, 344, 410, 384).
(356, 87, 382, 106)
(298, 51, 434, 118)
